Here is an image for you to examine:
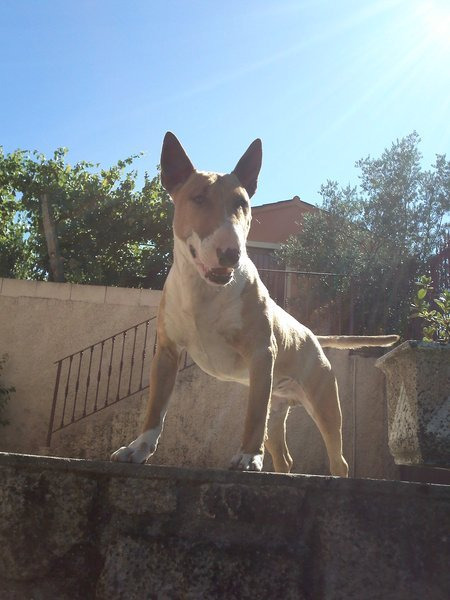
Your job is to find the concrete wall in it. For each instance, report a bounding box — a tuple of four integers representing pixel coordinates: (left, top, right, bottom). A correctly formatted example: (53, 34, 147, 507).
(0, 278, 396, 479)
(0, 452, 448, 600)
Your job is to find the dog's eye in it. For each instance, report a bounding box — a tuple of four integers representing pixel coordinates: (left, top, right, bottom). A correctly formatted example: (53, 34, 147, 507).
(234, 197, 249, 212)
(192, 195, 206, 205)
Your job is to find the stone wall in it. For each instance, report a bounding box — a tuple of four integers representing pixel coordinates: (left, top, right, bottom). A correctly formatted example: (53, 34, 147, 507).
(0, 452, 448, 600)
(0, 278, 396, 478)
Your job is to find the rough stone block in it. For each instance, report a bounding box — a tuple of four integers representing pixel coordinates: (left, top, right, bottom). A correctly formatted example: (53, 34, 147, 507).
(107, 476, 177, 515)
(0, 466, 97, 580)
(0, 452, 448, 600)
(97, 535, 305, 600)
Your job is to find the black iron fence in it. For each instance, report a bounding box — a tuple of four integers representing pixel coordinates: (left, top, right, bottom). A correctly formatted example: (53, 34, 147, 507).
(257, 268, 348, 334)
(46, 317, 192, 446)
(258, 240, 450, 338)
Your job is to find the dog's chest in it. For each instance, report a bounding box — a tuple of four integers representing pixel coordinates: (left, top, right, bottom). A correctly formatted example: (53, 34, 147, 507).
(164, 280, 248, 383)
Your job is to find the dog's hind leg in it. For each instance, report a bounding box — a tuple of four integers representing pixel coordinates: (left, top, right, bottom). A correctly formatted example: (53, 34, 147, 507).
(300, 366, 349, 478)
(265, 400, 293, 473)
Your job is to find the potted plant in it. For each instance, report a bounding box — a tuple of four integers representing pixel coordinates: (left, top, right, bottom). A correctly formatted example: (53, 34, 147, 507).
(376, 276, 450, 467)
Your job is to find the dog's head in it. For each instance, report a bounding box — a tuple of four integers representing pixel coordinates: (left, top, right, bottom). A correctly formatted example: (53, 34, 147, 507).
(160, 132, 262, 286)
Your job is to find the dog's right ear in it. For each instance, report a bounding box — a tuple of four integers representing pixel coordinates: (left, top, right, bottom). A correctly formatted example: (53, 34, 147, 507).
(160, 132, 195, 194)
(232, 139, 262, 199)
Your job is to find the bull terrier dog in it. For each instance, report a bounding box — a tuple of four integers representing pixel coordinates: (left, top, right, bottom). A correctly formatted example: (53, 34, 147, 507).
(111, 132, 398, 476)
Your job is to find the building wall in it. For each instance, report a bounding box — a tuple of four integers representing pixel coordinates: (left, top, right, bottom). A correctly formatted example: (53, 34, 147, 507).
(248, 197, 318, 244)
(247, 198, 326, 325)
(0, 278, 396, 479)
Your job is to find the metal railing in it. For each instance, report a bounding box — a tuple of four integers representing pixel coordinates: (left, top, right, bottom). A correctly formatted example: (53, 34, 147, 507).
(257, 268, 349, 334)
(46, 317, 192, 446)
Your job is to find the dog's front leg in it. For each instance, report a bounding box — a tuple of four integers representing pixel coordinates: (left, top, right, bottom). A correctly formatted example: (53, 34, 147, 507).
(230, 347, 275, 471)
(111, 340, 179, 464)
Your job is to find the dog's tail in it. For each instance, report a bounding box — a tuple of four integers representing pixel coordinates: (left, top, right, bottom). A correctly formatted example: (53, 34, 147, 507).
(316, 334, 400, 349)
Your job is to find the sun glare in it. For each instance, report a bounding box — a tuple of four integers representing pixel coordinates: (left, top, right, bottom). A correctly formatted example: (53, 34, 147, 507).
(419, 0, 450, 50)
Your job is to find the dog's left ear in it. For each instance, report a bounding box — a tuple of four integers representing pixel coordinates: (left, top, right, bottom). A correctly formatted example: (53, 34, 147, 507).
(160, 132, 195, 194)
(232, 139, 262, 199)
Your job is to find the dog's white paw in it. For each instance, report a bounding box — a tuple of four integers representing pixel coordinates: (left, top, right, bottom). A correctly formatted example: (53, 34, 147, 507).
(110, 444, 151, 464)
(230, 452, 264, 472)
(110, 429, 159, 464)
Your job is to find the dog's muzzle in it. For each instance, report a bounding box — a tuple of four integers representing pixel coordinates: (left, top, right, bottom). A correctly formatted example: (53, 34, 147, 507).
(217, 247, 240, 268)
(204, 247, 240, 284)
(205, 267, 234, 285)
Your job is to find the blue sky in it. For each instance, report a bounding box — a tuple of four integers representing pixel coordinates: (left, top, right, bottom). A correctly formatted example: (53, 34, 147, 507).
(1, 0, 449, 207)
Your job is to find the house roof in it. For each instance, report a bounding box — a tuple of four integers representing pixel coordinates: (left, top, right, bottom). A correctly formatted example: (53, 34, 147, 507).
(248, 196, 319, 244)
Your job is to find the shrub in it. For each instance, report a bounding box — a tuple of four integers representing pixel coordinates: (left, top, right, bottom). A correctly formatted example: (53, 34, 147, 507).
(410, 276, 450, 344)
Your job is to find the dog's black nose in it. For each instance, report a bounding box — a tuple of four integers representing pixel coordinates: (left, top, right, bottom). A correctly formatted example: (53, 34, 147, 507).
(217, 247, 241, 267)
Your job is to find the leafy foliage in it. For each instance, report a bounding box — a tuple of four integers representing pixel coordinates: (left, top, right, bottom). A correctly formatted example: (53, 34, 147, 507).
(0, 146, 173, 288)
(410, 275, 450, 343)
(0, 152, 35, 279)
(278, 132, 450, 335)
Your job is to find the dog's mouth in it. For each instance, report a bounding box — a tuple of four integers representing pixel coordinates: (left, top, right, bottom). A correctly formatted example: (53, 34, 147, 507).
(205, 267, 234, 285)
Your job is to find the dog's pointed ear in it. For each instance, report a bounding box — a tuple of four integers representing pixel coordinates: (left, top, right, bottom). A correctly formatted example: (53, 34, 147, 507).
(160, 132, 195, 194)
(232, 139, 262, 199)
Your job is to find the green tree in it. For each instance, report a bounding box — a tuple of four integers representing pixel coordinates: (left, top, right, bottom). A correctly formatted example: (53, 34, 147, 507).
(0, 149, 35, 278)
(0, 147, 173, 288)
(278, 132, 450, 335)
(0, 209, 34, 279)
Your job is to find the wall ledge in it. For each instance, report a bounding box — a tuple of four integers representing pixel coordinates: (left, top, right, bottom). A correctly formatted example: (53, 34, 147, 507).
(0, 278, 162, 307)
(0, 451, 448, 497)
